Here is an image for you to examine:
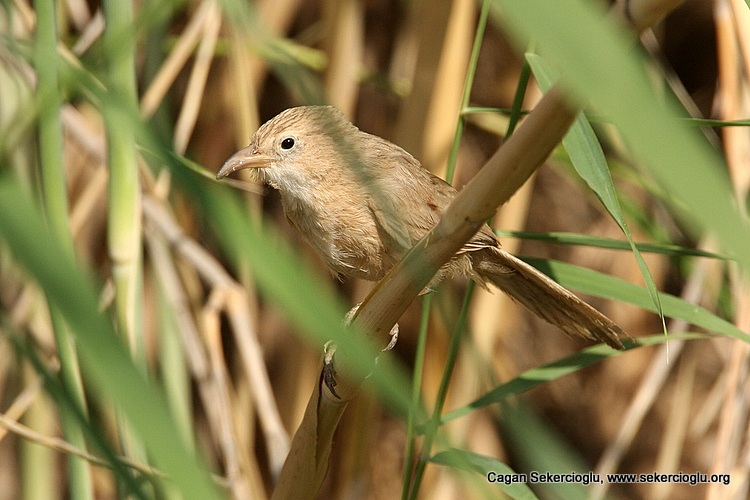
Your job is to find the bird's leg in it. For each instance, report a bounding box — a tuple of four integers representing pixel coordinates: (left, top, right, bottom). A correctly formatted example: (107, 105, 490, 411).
(322, 340, 340, 399)
(322, 304, 399, 399)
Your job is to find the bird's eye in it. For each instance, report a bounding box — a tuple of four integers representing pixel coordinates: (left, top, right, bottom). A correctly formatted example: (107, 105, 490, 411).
(280, 137, 296, 150)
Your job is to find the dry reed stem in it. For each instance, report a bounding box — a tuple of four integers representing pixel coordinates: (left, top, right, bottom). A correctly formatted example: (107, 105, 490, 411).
(0, 412, 165, 479)
(202, 289, 253, 499)
(387, 4, 418, 97)
(255, 0, 304, 39)
(395, 0, 455, 160)
(63, 0, 91, 30)
(61, 106, 106, 162)
(322, 0, 363, 116)
(227, 27, 260, 146)
(71, 10, 104, 56)
(651, 348, 697, 500)
(716, 0, 750, 200)
(142, 196, 290, 476)
(0, 357, 161, 483)
(709, 266, 750, 500)
(222, 287, 291, 478)
(7, 284, 45, 340)
(249, 0, 304, 91)
(174, 0, 222, 154)
(729, 0, 750, 76)
(69, 166, 107, 238)
(0, 374, 44, 442)
(709, 340, 750, 500)
(421, 0, 474, 175)
(142, 209, 209, 380)
(709, 2, 750, 498)
(690, 355, 731, 439)
(593, 345, 684, 498)
(271, 366, 348, 500)
(140, 1, 215, 118)
(11, 0, 35, 29)
(142, 217, 215, 402)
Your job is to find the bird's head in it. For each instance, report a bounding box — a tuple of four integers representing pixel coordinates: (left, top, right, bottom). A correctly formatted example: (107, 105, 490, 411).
(216, 105, 361, 194)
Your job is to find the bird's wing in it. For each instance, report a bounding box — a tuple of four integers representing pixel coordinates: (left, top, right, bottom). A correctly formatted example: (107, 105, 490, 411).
(367, 195, 413, 252)
(362, 135, 499, 258)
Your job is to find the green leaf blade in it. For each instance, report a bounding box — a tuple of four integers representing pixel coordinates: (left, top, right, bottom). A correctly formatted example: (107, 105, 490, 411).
(429, 449, 538, 500)
(527, 52, 667, 336)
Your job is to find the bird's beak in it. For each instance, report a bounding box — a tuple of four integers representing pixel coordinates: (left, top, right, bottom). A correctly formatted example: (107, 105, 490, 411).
(216, 146, 273, 179)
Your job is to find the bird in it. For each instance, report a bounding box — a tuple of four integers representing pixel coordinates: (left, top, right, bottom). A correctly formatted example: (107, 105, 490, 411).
(217, 105, 625, 350)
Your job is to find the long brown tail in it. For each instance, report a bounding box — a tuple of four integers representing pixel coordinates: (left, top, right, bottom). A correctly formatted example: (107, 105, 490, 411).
(472, 247, 626, 349)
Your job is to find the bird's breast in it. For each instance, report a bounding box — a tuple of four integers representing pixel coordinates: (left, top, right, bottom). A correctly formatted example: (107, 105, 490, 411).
(281, 192, 393, 280)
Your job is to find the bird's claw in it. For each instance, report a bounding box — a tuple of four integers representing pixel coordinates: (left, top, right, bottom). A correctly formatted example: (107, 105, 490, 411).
(382, 323, 399, 352)
(323, 340, 340, 399)
(322, 305, 399, 399)
(345, 303, 399, 352)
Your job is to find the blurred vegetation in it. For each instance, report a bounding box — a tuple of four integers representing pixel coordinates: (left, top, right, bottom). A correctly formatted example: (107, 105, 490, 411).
(0, 0, 749, 499)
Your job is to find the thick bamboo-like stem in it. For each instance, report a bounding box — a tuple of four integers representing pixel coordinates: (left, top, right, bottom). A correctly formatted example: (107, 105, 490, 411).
(33, 1, 93, 498)
(102, 0, 146, 465)
(103, 2, 142, 347)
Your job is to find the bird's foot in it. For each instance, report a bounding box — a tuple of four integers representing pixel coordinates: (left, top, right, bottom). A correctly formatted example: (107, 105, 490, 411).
(322, 305, 399, 399)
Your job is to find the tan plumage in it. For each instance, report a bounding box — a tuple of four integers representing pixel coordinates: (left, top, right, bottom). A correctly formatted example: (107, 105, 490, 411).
(217, 105, 625, 349)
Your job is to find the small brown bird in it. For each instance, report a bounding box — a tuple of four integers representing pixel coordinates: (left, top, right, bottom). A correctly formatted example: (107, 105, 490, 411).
(217, 106, 625, 349)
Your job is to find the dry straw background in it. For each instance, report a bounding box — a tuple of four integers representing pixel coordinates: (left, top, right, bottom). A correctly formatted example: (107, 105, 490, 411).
(1, 0, 750, 499)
